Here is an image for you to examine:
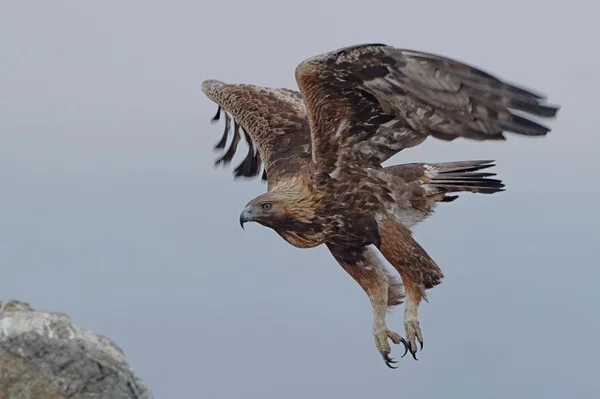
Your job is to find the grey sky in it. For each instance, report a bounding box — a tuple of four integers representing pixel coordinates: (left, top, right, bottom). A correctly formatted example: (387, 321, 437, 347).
(1, 1, 599, 398)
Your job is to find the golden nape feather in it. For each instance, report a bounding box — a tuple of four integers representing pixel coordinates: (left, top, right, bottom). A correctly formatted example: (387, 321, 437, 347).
(200, 43, 560, 368)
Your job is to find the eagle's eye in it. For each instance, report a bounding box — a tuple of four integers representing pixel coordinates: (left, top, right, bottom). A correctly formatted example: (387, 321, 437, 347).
(261, 202, 272, 211)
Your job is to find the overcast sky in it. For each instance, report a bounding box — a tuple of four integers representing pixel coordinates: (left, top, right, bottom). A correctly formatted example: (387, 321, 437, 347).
(1, 1, 599, 398)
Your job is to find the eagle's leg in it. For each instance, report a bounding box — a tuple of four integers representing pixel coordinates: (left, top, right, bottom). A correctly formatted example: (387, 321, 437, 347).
(327, 244, 408, 368)
(377, 215, 444, 360)
(402, 279, 424, 359)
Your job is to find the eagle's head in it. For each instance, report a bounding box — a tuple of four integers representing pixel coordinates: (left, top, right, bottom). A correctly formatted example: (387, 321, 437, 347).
(239, 194, 282, 230)
(238, 177, 318, 233)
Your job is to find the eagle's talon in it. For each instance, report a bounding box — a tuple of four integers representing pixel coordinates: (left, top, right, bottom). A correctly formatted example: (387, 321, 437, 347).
(383, 353, 398, 369)
(408, 342, 419, 360)
(404, 319, 422, 361)
(374, 329, 406, 368)
(400, 337, 409, 358)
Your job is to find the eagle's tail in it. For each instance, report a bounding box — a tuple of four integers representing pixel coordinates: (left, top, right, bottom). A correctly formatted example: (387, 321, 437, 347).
(426, 160, 505, 202)
(384, 160, 505, 203)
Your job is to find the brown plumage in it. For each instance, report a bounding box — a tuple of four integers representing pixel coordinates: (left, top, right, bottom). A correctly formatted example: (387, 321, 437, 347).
(200, 43, 560, 368)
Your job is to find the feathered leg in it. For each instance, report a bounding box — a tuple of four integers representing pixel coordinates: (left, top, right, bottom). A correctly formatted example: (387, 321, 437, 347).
(327, 244, 408, 368)
(377, 214, 444, 359)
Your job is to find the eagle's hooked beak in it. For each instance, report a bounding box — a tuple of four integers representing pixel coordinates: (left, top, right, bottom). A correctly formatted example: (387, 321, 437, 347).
(239, 206, 254, 230)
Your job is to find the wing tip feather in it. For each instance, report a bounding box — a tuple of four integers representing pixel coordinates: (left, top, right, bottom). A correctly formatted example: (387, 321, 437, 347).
(201, 79, 225, 93)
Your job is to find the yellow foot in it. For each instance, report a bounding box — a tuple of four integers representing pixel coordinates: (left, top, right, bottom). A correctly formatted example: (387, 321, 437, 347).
(374, 329, 409, 369)
(404, 319, 424, 360)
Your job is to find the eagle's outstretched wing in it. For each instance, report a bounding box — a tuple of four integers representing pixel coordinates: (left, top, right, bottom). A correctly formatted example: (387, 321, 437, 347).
(294, 43, 560, 172)
(201, 80, 312, 185)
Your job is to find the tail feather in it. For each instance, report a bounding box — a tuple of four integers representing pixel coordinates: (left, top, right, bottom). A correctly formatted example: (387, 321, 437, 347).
(428, 160, 505, 195)
(383, 159, 506, 203)
(440, 195, 459, 202)
(431, 159, 495, 174)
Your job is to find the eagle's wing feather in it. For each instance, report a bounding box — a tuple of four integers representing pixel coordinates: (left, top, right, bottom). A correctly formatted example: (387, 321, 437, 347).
(294, 43, 560, 172)
(201, 80, 312, 185)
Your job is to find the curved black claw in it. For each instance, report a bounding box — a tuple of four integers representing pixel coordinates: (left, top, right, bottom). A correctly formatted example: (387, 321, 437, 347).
(419, 340, 424, 351)
(400, 337, 409, 358)
(382, 353, 398, 369)
(408, 342, 419, 361)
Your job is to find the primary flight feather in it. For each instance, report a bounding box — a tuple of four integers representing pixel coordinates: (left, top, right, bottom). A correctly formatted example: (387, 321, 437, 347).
(200, 43, 559, 368)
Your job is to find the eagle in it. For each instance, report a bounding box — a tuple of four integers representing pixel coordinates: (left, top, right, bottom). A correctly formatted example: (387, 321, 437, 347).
(200, 43, 559, 368)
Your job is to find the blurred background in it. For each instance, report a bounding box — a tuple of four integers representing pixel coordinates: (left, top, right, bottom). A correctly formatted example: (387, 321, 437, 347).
(1, 1, 599, 398)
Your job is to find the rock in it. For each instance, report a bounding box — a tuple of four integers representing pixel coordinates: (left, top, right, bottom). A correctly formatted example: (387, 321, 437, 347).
(0, 300, 153, 399)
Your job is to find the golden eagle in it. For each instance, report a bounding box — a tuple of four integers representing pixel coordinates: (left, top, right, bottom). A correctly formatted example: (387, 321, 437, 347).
(200, 43, 559, 368)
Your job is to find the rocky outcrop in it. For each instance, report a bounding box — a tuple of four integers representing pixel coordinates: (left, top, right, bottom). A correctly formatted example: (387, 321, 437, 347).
(0, 300, 152, 399)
